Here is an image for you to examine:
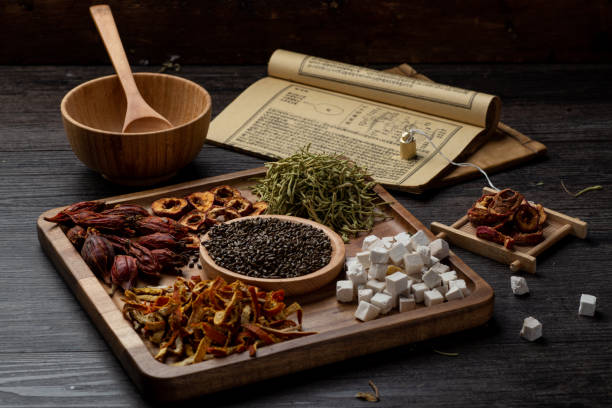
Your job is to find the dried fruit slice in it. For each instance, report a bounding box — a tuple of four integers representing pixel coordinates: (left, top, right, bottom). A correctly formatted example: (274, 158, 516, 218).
(179, 211, 208, 232)
(476, 226, 514, 249)
(151, 197, 190, 219)
(515, 203, 540, 232)
(513, 231, 544, 246)
(210, 185, 242, 204)
(186, 191, 215, 213)
(250, 201, 268, 216)
(226, 198, 253, 216)
(205, 207, 227, 226)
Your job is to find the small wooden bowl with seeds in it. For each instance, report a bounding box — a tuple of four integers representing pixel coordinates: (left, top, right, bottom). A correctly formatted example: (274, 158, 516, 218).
(199, 215, 345, 296)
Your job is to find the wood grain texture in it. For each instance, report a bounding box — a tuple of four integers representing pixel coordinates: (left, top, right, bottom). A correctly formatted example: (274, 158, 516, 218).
(1, 64, 611, 406)
(1, 1, 611, 64)
(37, 168, 493, 401)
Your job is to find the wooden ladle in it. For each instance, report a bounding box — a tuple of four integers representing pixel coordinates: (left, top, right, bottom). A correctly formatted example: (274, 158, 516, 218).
(90, 5, 173, 133)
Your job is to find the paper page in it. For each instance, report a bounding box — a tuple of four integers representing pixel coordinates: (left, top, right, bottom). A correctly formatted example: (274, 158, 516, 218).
(268, 50, 501, 129)
(207, 77, 487, 191)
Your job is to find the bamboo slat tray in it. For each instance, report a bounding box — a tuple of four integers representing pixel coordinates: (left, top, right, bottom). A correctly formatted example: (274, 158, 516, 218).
(37, 167, 494, 402)
(430, 187, 588, 274)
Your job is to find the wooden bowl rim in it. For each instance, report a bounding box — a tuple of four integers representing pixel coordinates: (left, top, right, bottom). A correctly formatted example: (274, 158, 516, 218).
(199, 214, 346, 287)
(60, 72, 211, 136)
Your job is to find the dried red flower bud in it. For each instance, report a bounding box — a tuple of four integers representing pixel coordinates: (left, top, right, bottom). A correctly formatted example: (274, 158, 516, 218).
(513, 231, 544, 246)
(186, 191, 215, 213)
(103, 234, 131, 254)
(81, 235, 115, 284)
(135, 216, 190, 239)
(66, 225, 87, 250)
(129, 242, 162, 278)
(476, 226, 514, 249)
(515, 204, 540, 232)
(151, 197, 190, 219)
(101, 204, 150, 218)
(151, 248, 187, 273)
(250, 201, 268, 216)
(69, 212, 135, 235)
(226, 198, 253, 216)
(136, 232, 184, 251)
(111, 255, 139, 290)
(44, 201, 105, 225)
(210, 185, 242, 204)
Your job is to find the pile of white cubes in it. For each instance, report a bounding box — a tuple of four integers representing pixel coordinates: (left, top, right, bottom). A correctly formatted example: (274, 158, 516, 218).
(336, 230, 469, 322)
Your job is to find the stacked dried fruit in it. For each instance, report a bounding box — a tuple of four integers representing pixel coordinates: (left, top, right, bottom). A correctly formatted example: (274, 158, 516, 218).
(43, 185, 267, 292)
(467, 188, 547, 249)
(122, 276, 316, 365)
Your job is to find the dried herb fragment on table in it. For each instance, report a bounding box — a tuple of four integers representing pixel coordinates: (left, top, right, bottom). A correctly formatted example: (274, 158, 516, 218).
(433, 349, 459, 357)
(355, 380, 380, 402)
(560, 181, 603, 198)
(252, 146, 389, 242)
(121, 276, 316, 365)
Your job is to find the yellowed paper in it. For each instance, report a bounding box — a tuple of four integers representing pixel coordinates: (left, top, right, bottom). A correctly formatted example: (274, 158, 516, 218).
(207, 77, 486, 190)
(268, 50, 500, 129)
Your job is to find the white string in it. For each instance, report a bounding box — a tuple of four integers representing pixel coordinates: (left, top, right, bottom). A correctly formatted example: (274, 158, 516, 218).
(403, 128, 499, 191)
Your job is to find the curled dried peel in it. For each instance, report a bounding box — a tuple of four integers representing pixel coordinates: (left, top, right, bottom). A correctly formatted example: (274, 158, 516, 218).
(121, 276, 315, 365)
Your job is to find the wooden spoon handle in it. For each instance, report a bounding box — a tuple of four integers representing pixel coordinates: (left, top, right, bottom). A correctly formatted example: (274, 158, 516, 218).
(89, 5, 141, 104)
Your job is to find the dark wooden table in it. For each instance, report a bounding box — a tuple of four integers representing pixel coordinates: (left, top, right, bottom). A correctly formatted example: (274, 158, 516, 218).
(1, 64, 611, 407)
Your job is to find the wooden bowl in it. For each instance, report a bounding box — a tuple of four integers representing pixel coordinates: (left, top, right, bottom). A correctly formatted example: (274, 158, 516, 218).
(61, 73, 211, 186)
(199, 215, 346, 296)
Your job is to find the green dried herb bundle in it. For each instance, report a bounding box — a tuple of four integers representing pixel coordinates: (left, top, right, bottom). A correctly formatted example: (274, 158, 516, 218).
(252, 147, 388, 242)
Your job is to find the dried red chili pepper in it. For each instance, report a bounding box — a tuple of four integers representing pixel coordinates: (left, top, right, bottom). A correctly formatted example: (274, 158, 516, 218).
(151, 197, 190, 219)
(186, 191, 215, 213)
(178, 211, 208, 232)
(44, 201, 105, 225)
(476, 226, 514, 249)
(210, 185, 242, 204)
(129, 241, 162, 278)
(226, 198, 253, 216)
(250, 201, 268, 216)
(515, 203, 540, 232)
(101, 204, 150, 218)
(66, 225, 87, 250)
(81, 234, 115, 284)
(135, 216, 190, 239)
(111, 255, 139, 290)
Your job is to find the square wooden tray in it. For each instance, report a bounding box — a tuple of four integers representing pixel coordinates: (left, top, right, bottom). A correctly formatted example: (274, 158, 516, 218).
(430, 187, 588, 273)
(37, 167, 494, 402)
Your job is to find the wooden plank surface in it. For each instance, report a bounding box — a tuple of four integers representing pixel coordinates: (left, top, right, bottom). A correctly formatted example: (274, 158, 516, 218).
(1, 63, 611, 406)
(1, 1, 611, 64)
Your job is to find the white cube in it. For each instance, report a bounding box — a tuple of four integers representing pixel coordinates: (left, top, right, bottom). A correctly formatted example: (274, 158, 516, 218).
(429, 262, 450, 275)
(403, 253, 424, 274)
(388, 243, 409, 265)
(354, 301, 381, 321)
(358, 288, 374, 303)
(440, 271, 458, 289)
(412, 282, 428, 303)
(366, 279, 387, 293)
(383, 289, 399, 308)
(429, 238, 450, 259)
(336, 280, 354, 303)
(362, 235, 380, 250)
(449, 279, 470, 297)
(347, 266, 368, 286)
(422, 268, 442, 289)
(371, 292, 394, 314)
(402, 280, 414, 296)
(520, 316, 542, 341)
(369, 263, 388, 280)
(424, 289, 444, 307)
(445, 285, 464, 301)
(510, 276, 529, 295)
(415, 245, 430, 264)
(411, 230, 431, 248)
(381, 236, 394, 249)
(394, 232, 412, 248)
(370, 247, 389, 264)
(356, 251, 371, 268)
(399, 295, 416, 312)
(435, 284, 448, 295)
(345, 256, 358, 269)
(429, 255, 439, 265)
(385, 271, 409, 296)
(579, 294, 597, 316)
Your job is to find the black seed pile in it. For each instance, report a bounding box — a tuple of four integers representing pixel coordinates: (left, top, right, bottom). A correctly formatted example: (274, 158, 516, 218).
(202, 218, 332, 279)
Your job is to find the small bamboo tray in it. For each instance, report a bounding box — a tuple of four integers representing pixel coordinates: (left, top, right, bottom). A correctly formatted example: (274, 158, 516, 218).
(430, 187, 588, 274)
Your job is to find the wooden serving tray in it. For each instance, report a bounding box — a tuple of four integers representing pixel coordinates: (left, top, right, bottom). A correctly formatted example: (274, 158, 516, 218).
(430, 187, 588, 274)
(37, 167, 494, 402)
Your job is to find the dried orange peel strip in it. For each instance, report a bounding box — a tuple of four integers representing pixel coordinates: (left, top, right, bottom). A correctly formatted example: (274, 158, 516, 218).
(121, 276, 315, 365)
